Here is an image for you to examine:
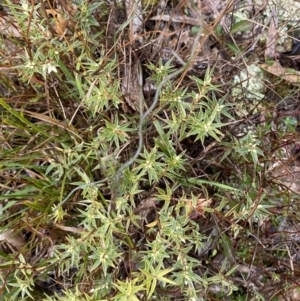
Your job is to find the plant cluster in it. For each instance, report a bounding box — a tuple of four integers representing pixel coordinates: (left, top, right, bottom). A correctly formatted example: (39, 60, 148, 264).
(1, 0, 300, 301)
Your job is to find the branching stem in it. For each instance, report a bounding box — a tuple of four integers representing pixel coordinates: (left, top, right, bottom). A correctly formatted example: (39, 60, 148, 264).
(55, 13, 205, 214)
(110, 28, 204, 212)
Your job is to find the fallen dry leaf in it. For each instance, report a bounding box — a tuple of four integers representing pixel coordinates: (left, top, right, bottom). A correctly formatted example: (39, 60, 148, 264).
(46, 9, 68, 37)
(54, 223, 84, 234)
(268, 161, 300, 192)
(0, 229, 25, 252)
(121, 60, 142, 111)
(264, 9, 278, 60)
(186, 197, 212, 218)
(260, 61, 300, 84)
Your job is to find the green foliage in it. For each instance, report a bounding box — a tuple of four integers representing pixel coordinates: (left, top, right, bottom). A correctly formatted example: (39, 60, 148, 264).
(1, 0, 299, 301)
